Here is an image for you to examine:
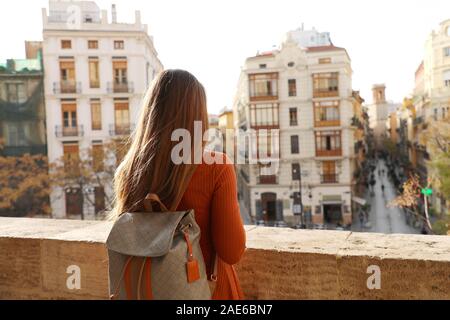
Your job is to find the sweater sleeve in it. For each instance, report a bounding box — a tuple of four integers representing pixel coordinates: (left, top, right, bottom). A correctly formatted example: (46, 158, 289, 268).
(210, 161, 246, 265)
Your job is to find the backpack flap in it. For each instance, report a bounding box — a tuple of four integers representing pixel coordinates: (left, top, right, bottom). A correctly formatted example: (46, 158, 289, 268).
(106, 210, 192, 258)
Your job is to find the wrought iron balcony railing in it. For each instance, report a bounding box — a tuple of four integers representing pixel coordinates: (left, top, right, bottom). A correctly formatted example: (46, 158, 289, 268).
(53, 81, 81, 94)
(107, 82, 134, 94)
(109, 124, 135, 137)
(321, 174, 339, 184)
(55, 125, 84, 138)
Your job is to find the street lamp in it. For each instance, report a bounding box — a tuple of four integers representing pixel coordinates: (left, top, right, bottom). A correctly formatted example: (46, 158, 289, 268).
(292, 166, 306, 229)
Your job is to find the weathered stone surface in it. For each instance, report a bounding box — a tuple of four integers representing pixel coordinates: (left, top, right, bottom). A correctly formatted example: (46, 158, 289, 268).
(0, 218, 449, 300)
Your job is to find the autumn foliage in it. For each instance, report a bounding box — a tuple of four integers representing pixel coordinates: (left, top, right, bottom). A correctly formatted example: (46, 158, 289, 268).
(0, 154, 50, 217)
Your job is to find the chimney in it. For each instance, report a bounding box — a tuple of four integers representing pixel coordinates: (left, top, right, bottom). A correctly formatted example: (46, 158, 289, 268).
(111, 4, 117, 23)
(135, 10, 141, 25)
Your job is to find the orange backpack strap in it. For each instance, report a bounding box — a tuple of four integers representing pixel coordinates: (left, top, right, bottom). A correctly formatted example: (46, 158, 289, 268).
(183, 230, 201, 283)
(145, 258, 153, 300)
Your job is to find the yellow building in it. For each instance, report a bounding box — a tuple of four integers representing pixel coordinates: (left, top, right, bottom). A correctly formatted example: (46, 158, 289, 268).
(218, 109, 234, 159)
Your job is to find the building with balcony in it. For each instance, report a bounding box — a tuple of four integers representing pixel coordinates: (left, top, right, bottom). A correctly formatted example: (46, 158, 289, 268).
(233, 28, 365, 229)
(410, 19, 450, 216)
(0, 42, 47, 157)
(42, 0, 163, 219)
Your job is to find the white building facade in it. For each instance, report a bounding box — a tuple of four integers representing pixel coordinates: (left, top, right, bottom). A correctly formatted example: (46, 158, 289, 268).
(234, 32, 362, 228)
(42, 1, 163, 219)
(412, 19, 450, 216)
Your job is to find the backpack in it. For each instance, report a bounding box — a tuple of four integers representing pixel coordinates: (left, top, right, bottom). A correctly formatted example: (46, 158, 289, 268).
(106, 193, 212, 300)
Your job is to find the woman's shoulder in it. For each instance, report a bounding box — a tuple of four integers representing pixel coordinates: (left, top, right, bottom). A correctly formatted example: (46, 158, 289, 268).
(201, 151, 235, 177)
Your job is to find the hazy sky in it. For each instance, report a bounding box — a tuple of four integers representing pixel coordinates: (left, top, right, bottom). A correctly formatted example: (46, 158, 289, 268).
(1, 0, 450, 113)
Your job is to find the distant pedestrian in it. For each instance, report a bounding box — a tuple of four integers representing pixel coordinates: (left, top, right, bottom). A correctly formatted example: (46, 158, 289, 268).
(381, 184, 385, 193)
(359, 209, 365, 228)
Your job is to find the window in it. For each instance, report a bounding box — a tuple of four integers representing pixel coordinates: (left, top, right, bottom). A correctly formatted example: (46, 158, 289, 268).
(115, 140, 129, 164)
(88, 40, 98, 49)
(315, 131, 342, 157)
(60, 61, 75, 81)
(61, 40, 72, 49)
(288, 62, 295, 68)
(92, 143, 104, 172)
(313, 72, 339, 98)
(322, 161, 337, 183)
(114, 101, 130, 134)
(444, 47, 450, 57)
(291, 135, 299, 154)
(90, 100, 102, 130)
(288, 79, 297, 97)
(289, 108, 298, 126)
(7, 123, 26, 146)
(257, 131, 275, 158)
(249, 73, 278, 100)
(292, 163, 301, 181)
(113, 60, 128, 84)
(63, 143, 80, 174)
(62, 103, 77, 128)
(259, 64, 267, 69)
(59, 60, 76, 93)
(250, 103, 279, 128)
(319, 58, 332, 64)
(89, 58, 100, 88)
(314, 101, 340, 126)
(6, 82, 27, 103)
(114, 40, 125, 50)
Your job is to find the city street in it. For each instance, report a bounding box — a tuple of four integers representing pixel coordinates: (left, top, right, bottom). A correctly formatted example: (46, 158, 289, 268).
(354, 160, 420, 234)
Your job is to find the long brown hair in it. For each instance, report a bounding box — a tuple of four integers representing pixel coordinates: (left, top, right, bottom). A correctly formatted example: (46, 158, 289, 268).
(109, 70, 208, 220)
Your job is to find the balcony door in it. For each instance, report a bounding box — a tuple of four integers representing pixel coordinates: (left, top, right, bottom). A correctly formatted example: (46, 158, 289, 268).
(60, 61, 75, 81)
(114, 102, 130, 134)
(113, 60, 128, 84)
(60, 61, 76, 94)
(261, 192, 277, 223)
(62, 103, 78, 136)
(322, 161, 337, 183)
(66, 188, 83, 217)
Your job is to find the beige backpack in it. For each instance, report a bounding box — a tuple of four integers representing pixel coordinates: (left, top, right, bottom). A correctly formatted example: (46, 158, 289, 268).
(106, 194, 213, 300)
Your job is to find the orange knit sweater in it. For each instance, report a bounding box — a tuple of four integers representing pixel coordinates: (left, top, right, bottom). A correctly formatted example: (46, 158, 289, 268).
(177, 152, 246, 300)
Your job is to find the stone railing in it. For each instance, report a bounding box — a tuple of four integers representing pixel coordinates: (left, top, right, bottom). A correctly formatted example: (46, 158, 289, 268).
(0, 218, 449, 300)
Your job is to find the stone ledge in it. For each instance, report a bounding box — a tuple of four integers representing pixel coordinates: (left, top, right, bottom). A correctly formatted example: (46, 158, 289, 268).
(0, 217, 449, 300)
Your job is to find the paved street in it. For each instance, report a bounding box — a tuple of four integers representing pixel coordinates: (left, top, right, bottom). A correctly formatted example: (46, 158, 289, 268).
(354, 160, 420, 234)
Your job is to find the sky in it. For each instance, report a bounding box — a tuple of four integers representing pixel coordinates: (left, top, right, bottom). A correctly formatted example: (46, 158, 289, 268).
(1, 0, 450, 114)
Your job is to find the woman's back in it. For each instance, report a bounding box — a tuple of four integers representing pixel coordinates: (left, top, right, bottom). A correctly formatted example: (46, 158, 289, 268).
(177, 152, 246, 299)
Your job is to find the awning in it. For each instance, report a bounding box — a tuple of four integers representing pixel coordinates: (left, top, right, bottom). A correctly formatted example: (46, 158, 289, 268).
(352, 197, 367, 206)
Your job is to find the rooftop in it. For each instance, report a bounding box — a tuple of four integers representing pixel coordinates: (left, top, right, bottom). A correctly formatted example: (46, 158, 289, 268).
(42, 1, 148, 33)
